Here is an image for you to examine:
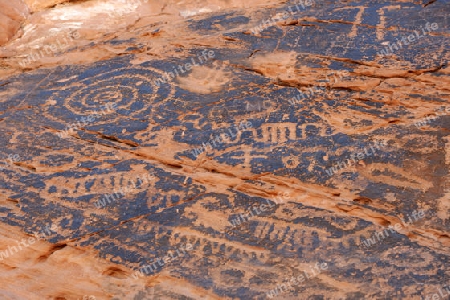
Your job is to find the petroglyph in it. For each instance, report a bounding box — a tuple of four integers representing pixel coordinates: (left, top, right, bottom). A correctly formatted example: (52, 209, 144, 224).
(0, 0, 449, 299)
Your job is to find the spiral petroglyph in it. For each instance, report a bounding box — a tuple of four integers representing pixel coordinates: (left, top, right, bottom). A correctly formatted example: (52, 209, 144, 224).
(43, 65, 176, 127)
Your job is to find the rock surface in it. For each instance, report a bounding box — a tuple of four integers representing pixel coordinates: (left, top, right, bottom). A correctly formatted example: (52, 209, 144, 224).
(0, 0, 29, 46)
(0, 0, 449, 299)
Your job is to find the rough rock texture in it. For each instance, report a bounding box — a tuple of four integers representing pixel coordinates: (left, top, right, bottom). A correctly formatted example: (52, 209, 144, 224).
(0, 0, 449, 299)
(0, 0, 29, 46)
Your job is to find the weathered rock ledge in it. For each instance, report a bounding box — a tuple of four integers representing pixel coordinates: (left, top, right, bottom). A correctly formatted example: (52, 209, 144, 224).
(0, 0, 449, 299)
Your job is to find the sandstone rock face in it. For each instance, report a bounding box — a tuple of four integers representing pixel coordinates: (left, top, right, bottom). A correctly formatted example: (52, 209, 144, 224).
(0, 0, 29, 46)
(0, 0, 449, 299)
